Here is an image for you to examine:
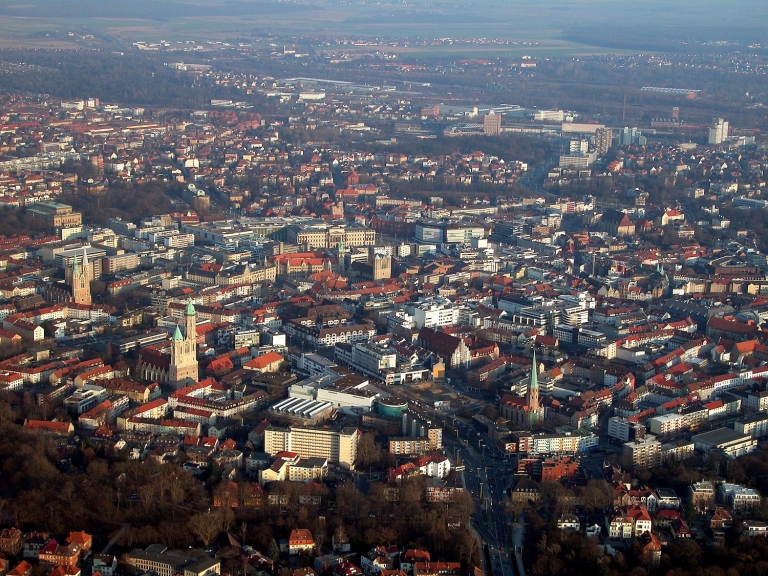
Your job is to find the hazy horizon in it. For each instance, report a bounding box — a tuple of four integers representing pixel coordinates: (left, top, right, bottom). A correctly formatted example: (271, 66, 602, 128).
(0, 0, 765, 46)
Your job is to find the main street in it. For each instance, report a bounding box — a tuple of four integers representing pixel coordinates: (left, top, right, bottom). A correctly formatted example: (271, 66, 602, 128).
(444, 425, 519, 576)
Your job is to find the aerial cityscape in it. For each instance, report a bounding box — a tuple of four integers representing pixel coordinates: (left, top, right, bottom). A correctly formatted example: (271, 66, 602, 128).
(1, 2, 768, 576)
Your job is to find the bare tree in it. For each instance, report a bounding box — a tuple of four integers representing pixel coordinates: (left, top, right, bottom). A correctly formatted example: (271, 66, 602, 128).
(448, 490, 475, 522)
(355, 433, 382, 469)
(582, 479, 612, 512)
(188, 511, 223, 547)
(218, 506, 235, 535)
(235, 521, 249, 546)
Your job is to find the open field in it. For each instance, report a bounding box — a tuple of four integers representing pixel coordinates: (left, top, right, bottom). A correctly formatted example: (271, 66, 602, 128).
(0, 0, 764, 54)
(337, 41, 634, 59)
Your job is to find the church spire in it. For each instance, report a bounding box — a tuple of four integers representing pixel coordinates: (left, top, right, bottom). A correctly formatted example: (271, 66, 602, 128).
(530, 350, 538, 390)
(527, 350, 539, 411)
(70, 246, 91, 306)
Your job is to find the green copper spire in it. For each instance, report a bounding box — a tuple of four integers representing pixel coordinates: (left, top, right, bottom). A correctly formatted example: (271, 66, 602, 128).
(530, 350, 538, 390)
(185, 298, 196, 316)
(173, 325, 184, 341)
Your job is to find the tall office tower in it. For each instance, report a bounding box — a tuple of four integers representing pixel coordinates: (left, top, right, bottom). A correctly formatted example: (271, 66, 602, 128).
(708, 118, 728, 145)
(594, 128, 613, 155)
(483, 112, 502, 135)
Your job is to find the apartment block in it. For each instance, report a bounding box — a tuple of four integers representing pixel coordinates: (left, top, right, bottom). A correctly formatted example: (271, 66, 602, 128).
(264, 425, 359, 469)
(622, 436, 662, 469)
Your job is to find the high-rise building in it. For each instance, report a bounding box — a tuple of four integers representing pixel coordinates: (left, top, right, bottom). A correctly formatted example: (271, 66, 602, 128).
(594, 128, 613, 156)
(622, 436, 661, 469)
(264, 425, 360, 469)
(70, 248, 91, 306)
(402, 412, 443, 450)
(569, 139, 589, 154)
(483, 112, 502, 135)
(620, 127, 639, 145)
(337, 236, 346, 275)
(708, 118, 728, 145)
(169, 299, 199, 388)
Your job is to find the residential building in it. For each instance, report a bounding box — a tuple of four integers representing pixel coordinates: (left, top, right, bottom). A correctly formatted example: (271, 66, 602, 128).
(735, 413, 768, 438)
(38, 540, 80, 567)
(607, 417, 646, 443)
(0, 529, 22, 556)
(264, 425, 359, 469)
(405, 297, 460, 330)
(402, 412, 443, 450)
(557, 513, 580, 531)
(622, 436, 661, 469)
(413, 562, 461, 576)
(718, 483, 762, 512)
(689, 481, 716, 512)
(743, 521, 768, 537)
(483, 113, 501, 135)
(23, 533, 50, 559)
(288, 529, 315, 555)
(708, 118, 729, 145)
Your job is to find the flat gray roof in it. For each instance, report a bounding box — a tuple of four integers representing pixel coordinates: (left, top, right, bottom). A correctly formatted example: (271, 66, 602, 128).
(692, 427, 750, 446)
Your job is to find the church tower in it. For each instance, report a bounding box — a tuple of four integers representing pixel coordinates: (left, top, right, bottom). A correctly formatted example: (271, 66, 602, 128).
(71, 247, 91, 306)
(169, 298, 199, 388)
(372, 253, 392, 281)
(526, 350, 540, 412)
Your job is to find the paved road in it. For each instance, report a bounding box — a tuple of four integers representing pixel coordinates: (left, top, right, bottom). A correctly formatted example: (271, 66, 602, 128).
(447, 429, 517, 576)
(101, 523, 129, 554)
(511, 516, 526, 576)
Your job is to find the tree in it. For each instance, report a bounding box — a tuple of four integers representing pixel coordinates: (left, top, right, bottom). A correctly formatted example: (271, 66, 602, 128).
(400, 475, 426, 507)
(481, 405, 499, 421)
(355, 433, 382, 469)
(335, 480, 363, 516)
(267, 538, 280, 561)
(448, 490, 475, 522)
(582, 479, 612, 512)
(333, 525, 348, 550)
(235, 521, 249, 546)
(219, 506, 235, 535)
(188, 511, 223, 547)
